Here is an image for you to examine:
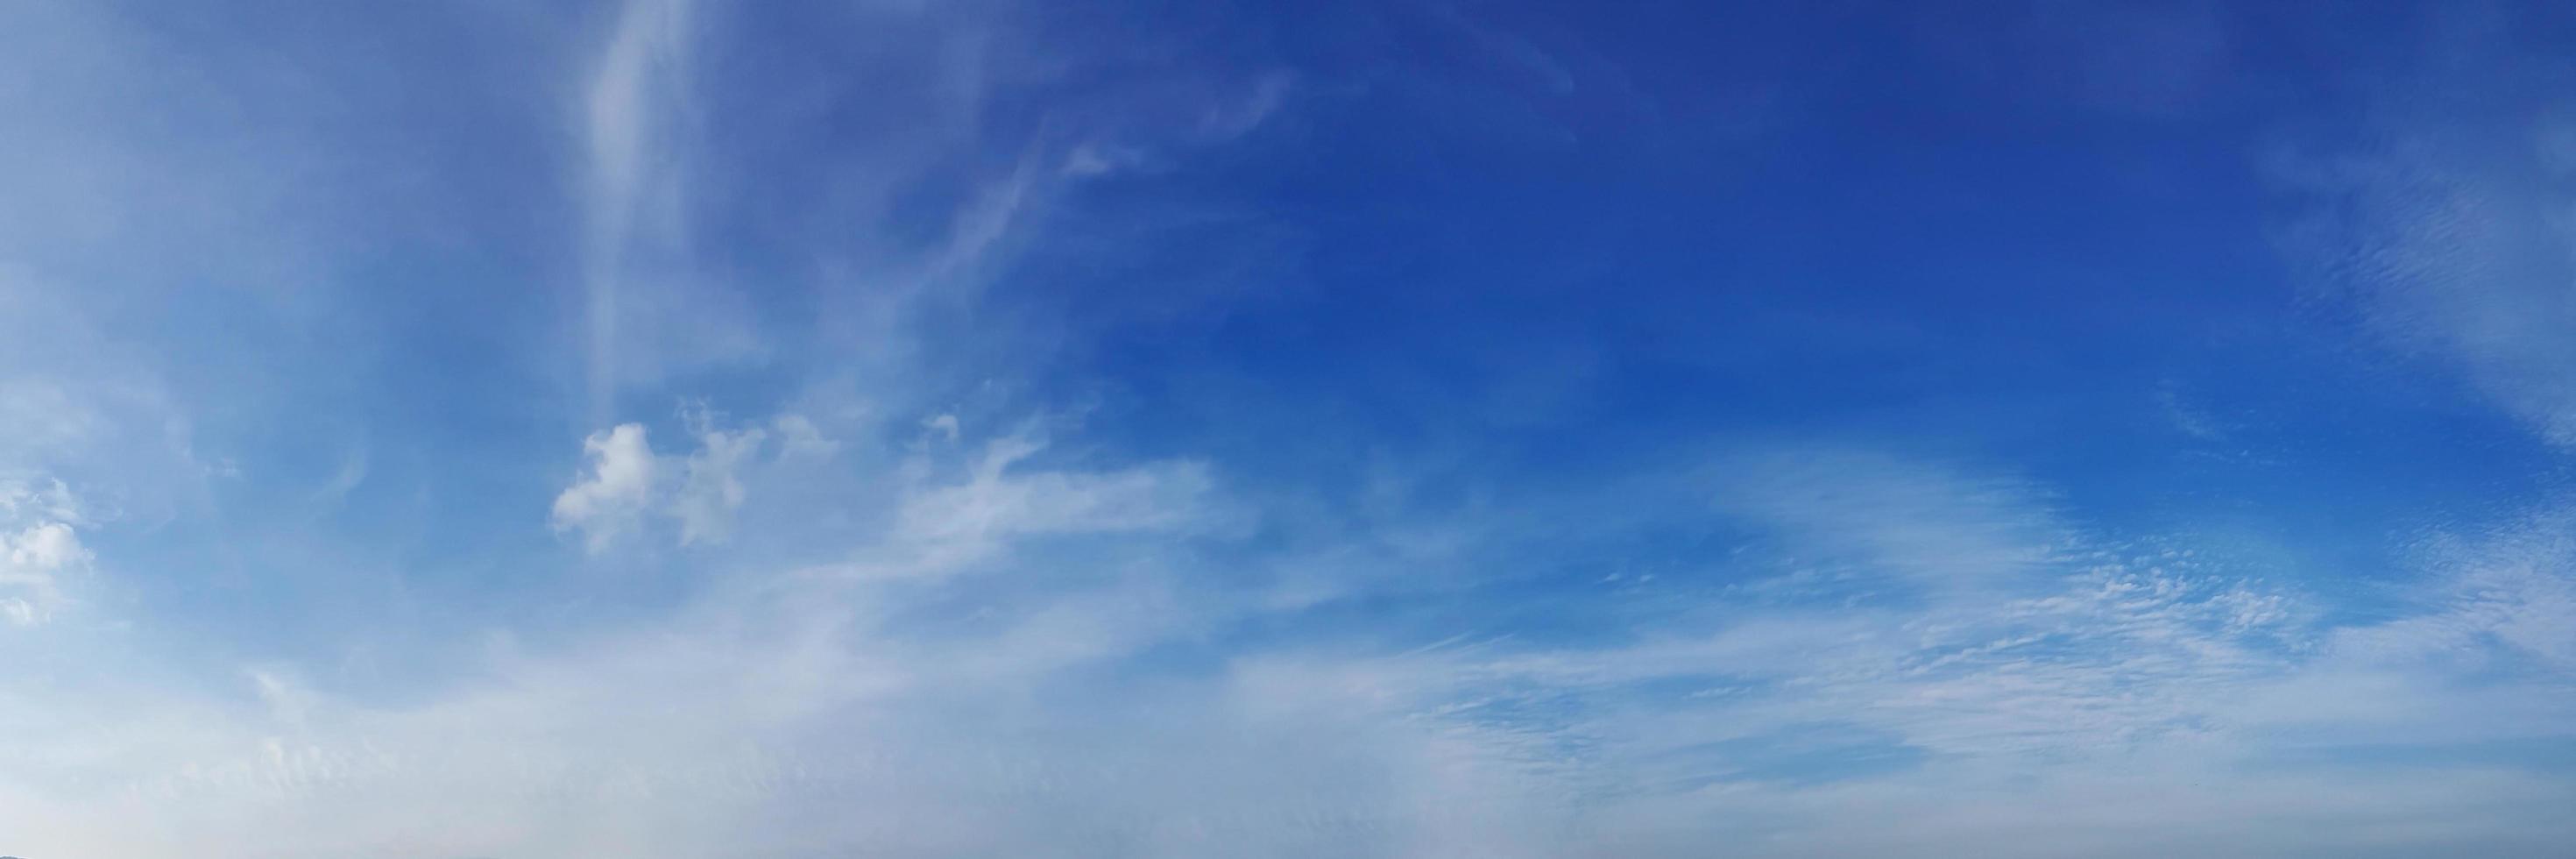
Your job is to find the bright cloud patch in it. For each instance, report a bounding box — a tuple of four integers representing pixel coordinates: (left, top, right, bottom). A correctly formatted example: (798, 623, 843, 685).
(549, 422, 659, 551)
(0, 478, 88, 626)
(551, 414, 830, 551)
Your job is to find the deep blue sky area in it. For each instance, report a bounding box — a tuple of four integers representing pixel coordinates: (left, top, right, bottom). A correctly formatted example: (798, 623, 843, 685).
(5, 1, 2576, 856)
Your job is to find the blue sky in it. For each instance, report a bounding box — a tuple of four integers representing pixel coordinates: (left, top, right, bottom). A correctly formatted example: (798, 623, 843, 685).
(5, 0, 2576, 855)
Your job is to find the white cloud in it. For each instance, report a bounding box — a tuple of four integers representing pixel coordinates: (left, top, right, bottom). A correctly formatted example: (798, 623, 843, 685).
(772, 414, 839, 458)
(831, 427, 1217, 580)
(0, 283, 211, 525)
(580, 0, 768, 421)
(11, 1, 2576, 855)
(0, 501, 90, 627)
(1059, 142, 1149, 178)
(309, 445, 369, 507)
(550, 423, 659, 553)
(1197, 70, 1297, 139)
(583, 0, 686, 422)
(897, 433, 1209, 543)
(552, 412, 859, 550)
(672, 423, 764, 546)
(0, 378, 103, 458)
(2275, 51, 2576, 449)
(11, 437, 2576, 857)
(5, 521, 89, 571)
(0, 476, 81, 526)
(922, 413, 962, 443)
(1712, 446, 2065, 589)
(2329, 506, 2576, 672)
(0, 592, 1546, 858)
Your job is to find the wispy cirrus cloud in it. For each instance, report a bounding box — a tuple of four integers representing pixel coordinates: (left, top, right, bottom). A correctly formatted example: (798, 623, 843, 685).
(2273, 10, 2576, 449)
(8, 0, 2576, 856)
(11, 420, 2576, 856)
(578, 0, 772, 422)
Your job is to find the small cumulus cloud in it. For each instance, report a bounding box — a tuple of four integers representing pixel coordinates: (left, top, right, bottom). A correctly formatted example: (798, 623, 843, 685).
(0, 486, 92, 627)
(550, 423, 659, 553)
(552, 408, 849, 552)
